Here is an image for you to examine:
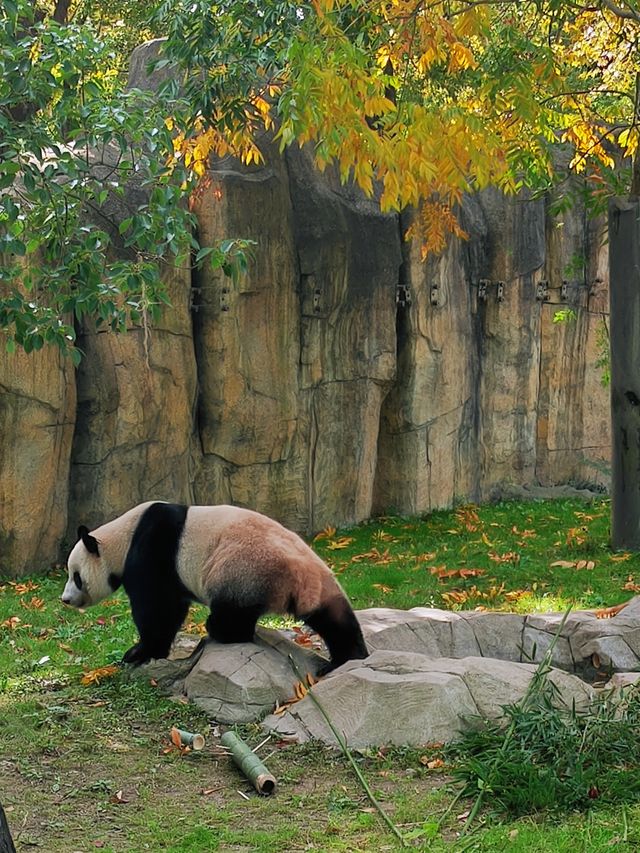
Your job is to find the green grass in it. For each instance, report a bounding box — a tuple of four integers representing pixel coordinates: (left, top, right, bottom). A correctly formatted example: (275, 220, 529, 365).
(313, 497, 629, 613)
(1, 497, 640, 851)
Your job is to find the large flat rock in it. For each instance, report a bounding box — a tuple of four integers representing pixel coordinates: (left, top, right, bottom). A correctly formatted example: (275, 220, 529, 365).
(136, 601, 640, 745)
(262, 650, 594, 748)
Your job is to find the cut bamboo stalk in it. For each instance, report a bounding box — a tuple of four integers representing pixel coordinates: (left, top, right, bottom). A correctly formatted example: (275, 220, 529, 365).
(221, 731, 277, 795)
(172, 727, 205, 750)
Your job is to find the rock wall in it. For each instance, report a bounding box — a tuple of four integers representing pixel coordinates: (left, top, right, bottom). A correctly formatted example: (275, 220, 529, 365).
(0, 44, 611, 577)
(0, 321, 76, 576)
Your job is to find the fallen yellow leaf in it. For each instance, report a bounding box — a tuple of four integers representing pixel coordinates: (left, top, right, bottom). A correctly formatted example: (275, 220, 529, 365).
(595, 601, 629, 619)
(313, 526, 336, 541)
(327, 537, 355, 550)
(80, 665, 119, 686)
(20, 596, 45, 611)
(9, 581, 39, 595)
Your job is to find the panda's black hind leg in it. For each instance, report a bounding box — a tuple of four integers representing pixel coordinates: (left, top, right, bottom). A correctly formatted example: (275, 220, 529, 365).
(206, 601, 263, 644)
(303, 596, 368, 673)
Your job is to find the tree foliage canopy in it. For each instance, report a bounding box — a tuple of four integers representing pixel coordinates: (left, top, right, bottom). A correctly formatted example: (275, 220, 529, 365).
(1, 0, 639, 356)
(0, 0, 248, 359)
(164, 0, 640, 253)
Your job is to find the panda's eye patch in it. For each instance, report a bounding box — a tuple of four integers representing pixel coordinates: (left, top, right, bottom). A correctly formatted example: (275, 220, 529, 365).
(73, 571, 83, 591)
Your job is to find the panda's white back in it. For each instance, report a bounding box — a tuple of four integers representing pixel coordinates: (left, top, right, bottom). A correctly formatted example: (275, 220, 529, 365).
(175, 505, 331, 610)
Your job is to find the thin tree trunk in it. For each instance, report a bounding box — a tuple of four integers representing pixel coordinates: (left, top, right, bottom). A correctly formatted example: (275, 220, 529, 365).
(609, 196, 640, 550)
(0, 803, 16, 853)
(52, 0, 72, 24)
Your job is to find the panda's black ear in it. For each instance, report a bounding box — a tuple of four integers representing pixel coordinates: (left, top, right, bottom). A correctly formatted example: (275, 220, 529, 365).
(78, 525, 100, 557)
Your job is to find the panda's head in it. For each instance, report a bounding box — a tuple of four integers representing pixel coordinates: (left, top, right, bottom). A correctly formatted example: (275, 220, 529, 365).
(61, 525, 119, 608)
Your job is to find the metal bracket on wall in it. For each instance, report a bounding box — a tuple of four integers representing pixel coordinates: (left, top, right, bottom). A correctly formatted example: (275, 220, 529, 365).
(396, 283, 412, 308)
(536, 280, 550, 301)
(475, 279, 504, 303)
(313, 287, 322, 313)
(220, 286, 230, 312)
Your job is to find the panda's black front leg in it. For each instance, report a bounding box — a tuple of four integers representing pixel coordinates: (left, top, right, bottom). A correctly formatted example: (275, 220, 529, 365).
(122, 641, 154, 666)
(123, 590, 190, 666)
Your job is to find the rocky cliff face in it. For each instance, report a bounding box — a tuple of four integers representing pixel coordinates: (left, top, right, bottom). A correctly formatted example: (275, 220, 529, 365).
(0, 43, 610, 576)
(0, 337, 75, 575)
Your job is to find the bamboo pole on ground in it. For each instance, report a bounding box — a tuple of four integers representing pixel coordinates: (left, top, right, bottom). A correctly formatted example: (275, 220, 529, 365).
(220, 731, 277, 795)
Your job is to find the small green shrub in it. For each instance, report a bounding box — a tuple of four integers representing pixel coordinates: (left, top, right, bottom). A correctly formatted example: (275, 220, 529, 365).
(451, 681, 640, 816)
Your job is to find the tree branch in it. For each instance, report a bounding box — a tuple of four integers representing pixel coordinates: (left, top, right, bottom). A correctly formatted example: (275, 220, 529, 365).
(600, 0, 640, 22)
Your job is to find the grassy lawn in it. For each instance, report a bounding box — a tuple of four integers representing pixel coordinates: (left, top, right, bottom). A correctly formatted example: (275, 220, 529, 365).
(2, 497, 640, 851)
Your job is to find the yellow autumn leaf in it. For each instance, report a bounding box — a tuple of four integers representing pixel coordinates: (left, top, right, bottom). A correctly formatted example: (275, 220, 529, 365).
(595, 602, 629, 619)
(327, 537, 355, 550)
(20, 596, 45, 611)
(81, 664, 119, 686)
(10, 581, 39, 595)
(313, 526, 336, 541)
(448, 41, 477, 72)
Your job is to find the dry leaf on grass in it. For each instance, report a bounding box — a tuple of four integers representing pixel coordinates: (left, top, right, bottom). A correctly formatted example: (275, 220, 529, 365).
(313, 526, 336, 541)
(430, 567, 486, 580)
(109, 790, 129, 805)
(488, 551, 520, 564)
(566, 526, 588, 546)
(326, 537, 355, 550)
(1, 616, 26, 630)
(373, 530, 399, 543)
(419, 756, 445, 769)
(351, 547, 393, 565)
(412, 552, 438, 563)
(455, 507, 480, 532)
(441, 583, 507, 606)
(80, 665, 119, 686)
(9, 581, 39, 595)
(19, 596, 45, 610)
(512, 526, 536, 538)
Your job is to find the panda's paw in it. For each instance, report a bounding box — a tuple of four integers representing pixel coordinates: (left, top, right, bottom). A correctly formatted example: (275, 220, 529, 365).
(315, 659, 335, 677)
(122, 643, 151, 666)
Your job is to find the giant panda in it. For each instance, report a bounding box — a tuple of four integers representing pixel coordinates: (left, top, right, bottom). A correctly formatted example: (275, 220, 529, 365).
(61, 501, 368, 672)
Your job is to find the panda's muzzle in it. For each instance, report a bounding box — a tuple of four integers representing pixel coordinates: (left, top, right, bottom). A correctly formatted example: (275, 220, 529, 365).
(61, 577, 87, 608)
